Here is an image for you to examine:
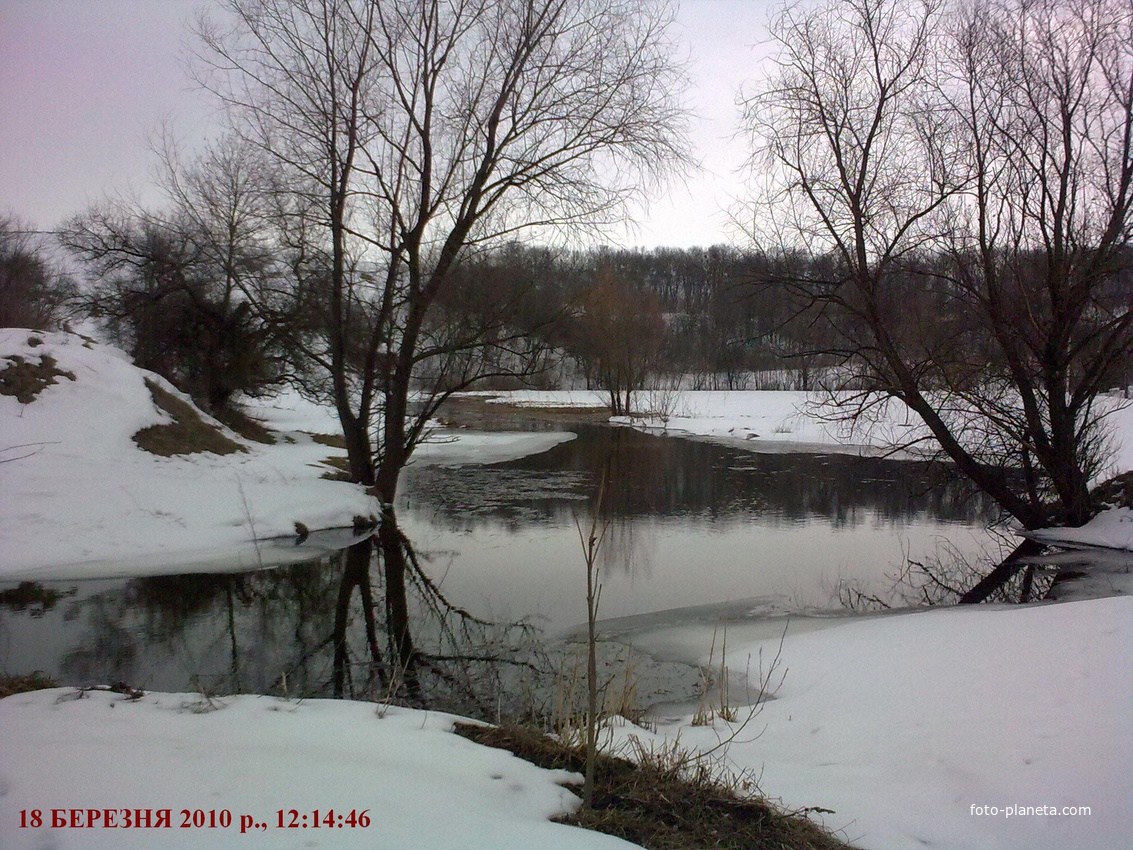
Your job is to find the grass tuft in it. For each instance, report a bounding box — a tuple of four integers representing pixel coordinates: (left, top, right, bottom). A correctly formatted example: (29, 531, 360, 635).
(318, 455, 352, 480)
(454, 723, 855, 850)
(132, 380, 246, 457)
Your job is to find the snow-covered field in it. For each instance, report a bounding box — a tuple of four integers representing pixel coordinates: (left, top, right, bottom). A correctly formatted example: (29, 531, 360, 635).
(0, 691, 635, 850)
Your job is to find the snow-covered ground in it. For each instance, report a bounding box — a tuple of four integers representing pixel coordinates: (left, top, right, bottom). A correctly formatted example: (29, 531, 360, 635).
(0, 691, 635, 850)
(1026, 507, 1133, 552)
(486, 388, 1133, 474)
(484, 388, 927, 453)
(611, 595, 1133, 850)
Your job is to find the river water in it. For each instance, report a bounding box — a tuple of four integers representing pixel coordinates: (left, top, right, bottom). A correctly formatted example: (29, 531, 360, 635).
(0, 424, 999, 709)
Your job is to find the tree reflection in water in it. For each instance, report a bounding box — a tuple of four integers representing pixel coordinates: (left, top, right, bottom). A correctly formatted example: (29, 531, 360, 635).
(331, 507, 546, 717)
(41, 516, 546, 721)
(4, 426, 1006, 715)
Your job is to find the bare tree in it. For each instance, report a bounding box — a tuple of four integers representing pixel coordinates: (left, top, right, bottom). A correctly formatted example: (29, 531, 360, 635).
(0, 215, 75, 331)
(741, 0, 1133, 598)
(62, 136, 289, 416)
(941, 0, 1133, 528)
(568, 264, 665, 415)
(193, 0, 691, 500)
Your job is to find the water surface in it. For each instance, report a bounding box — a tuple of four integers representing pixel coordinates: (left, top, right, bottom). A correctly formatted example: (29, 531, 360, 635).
(0, 425, 999, 704)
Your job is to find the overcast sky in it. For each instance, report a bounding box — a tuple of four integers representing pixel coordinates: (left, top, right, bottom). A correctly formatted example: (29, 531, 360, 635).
(0, 0, 776, 249)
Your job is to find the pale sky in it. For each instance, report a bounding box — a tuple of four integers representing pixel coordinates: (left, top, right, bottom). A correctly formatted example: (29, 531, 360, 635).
(0, 0, 775, 248)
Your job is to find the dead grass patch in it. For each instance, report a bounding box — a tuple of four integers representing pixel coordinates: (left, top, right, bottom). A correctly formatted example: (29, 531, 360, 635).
(454, 723, 854, 850)
(0, 353, 76, 404)
(319, 454, 353, 481)
(133, 380, 246, 457)
(1093, 470, 1133, 510)
(215, 406, 277, 445)
(0, 671, 59, 698)
(307, 431, 347, 449)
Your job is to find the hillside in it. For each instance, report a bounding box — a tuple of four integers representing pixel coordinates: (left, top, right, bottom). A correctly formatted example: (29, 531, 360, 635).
(0, 328, 377, 578)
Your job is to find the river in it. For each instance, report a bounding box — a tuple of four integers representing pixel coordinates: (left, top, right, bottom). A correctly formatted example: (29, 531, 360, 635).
(0, 422, 999, 715)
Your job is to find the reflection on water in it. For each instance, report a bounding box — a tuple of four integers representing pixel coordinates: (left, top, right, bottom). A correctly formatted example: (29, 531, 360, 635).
(0, 425, 999, 712)
(395, 425, 999, 630)
(4, 545, 550, 721)
(406, 425, 990, 528)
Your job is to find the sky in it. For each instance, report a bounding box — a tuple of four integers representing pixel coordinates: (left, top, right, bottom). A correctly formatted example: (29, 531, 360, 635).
(0, 0, 776, 249)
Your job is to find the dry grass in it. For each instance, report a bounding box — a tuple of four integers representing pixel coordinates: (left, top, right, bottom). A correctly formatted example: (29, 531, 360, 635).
(318, 454, 353, 481)
(0, 671, 59, 699)
(215, 406, 277, 445)
(1093, 470, 1133, 510)
(133, 380, 246, 457)
(307, 431, 347, 449)
(455, 723, 855, 850)
(0, 352, 76, 404)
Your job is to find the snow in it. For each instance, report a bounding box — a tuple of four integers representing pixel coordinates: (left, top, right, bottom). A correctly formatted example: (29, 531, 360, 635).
(487, 388, 1133, 471)
(485, 388, 931, 454)
(0, 691, 638, 850)
(617, 390, 915, 454)
(249, 389, 577, 467)
(1027, 507, 1133, 552)
(610, 595, 1133, 850)
(0, 329, 379, 579)
(413, 429, 577, 466)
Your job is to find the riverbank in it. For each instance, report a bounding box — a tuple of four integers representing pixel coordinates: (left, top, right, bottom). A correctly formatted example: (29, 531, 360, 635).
(0, 330, 575, 580)
(2, 594, 1128, 850)
(468, 388, 1133, 474)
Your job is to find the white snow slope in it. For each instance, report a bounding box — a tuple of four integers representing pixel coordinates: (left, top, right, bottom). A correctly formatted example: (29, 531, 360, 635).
(615, 595, 1133, 850)
(0, 329, 379, 578)
(0, 692, 638, 850)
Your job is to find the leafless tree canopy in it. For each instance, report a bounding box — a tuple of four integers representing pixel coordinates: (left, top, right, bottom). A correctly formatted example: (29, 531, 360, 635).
(191, 0, 691, 498)
(741, 0, 1133, 535)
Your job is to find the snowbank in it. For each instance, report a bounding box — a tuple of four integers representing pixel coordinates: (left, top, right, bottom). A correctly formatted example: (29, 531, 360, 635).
(0, 690, 638, 850)
(614, 595, 1133, 850)
(0, 332, 578, 580)
(0, 329, 379, 579)
(1027, 507, 1133, 552)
